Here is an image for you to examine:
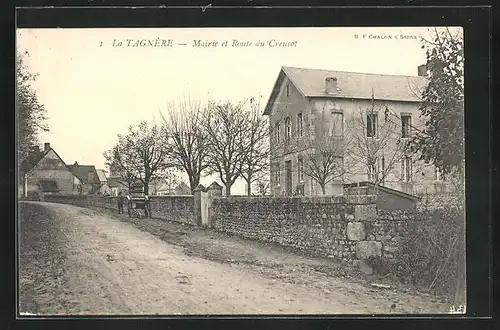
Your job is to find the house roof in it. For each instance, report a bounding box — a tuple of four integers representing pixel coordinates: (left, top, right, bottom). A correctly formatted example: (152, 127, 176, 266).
(20, 146, 81, 186)
(38, 180, 60, 193)
(106, 176, 124, 188)
(263, 66, 428, 115)
(67, 164, 100, 184)
(175, 181, 191, 191)
(95, 169, 107, 182)
(20, 148, 48, 173)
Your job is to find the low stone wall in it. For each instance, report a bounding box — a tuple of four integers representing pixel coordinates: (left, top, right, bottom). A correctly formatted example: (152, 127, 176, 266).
(149, 195, 195, 225)
(43, 194, 196, 225)
(212, 195, 392, 266)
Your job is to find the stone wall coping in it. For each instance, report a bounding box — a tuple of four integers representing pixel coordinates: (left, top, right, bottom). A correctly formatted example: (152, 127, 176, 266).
(213, 195, 377, 205)
(45, 194, 194, 199)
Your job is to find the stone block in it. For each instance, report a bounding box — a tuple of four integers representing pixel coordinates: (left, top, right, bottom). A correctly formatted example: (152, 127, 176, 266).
(347, 222, 366, 241)
(356, 241, 382, 259)
(355, 204, 377, 221)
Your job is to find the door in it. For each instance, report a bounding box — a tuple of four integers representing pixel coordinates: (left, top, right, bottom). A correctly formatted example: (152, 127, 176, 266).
(285, 160, 293, 196)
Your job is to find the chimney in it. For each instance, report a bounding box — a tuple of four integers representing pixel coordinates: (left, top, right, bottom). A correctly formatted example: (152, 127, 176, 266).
(417, 64, 427, 77)
(44, 142, 51, 151)
(325, 77, 338, 94)
(31, 145, 40, 153)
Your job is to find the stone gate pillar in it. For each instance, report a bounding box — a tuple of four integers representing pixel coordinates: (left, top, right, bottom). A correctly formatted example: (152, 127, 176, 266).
(206, 181, 223, 227)
(193, 184, 206, 226)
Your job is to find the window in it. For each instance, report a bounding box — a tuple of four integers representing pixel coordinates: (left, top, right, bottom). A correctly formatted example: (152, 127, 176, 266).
(275, 122, 281, 143)
(401, 115, 412, 138)
(367, 113, 378, 137)
(286, 84, 290, 97)
(276, 164, 281, 185)
(401, 157, 413, 182)
(298, 158, 304, 182)
(330, 112, 344, 137)
(435, 166, 446, 181)
(285, 117, 291, 140)
(297, 113, 303, 137)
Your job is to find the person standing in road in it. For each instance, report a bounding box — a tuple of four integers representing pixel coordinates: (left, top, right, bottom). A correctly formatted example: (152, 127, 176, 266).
(117, 191, 125, 214)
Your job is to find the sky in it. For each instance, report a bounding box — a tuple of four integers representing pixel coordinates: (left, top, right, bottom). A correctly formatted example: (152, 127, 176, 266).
(16, 27, 446, 194)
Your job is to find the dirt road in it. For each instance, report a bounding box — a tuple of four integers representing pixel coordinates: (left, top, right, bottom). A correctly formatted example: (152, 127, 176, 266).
(19, 202, 450, 315)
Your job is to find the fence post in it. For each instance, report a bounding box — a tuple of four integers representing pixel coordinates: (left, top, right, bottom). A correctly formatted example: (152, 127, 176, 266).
(193, 184, 206, 226)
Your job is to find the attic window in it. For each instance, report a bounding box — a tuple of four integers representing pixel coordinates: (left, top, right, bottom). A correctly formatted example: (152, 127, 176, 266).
(286, 84, 290, 97)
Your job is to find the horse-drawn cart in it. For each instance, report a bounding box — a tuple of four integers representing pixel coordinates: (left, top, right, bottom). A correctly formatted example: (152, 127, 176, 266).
(126, 184, 151, 218)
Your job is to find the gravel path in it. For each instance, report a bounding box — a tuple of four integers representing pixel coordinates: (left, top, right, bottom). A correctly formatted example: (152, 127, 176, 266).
(18, 201, 450, 315)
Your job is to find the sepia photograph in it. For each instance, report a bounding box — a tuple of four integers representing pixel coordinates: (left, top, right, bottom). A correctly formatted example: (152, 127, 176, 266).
(16, 26, 466, 316)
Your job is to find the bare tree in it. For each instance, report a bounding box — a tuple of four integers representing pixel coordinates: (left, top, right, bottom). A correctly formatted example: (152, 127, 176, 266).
(202, 100, 248, 196)
(103, 146, 138, 193)
(160, 96, 209, 193)
(303, 104, 350, 195)
(346, 92, 413, 192)
(270, 102, 349, 195)
(105, 121, 172, 195)
(240, 96, 270, 196)
(149, 168, 181, 195)
(252, 164, 271, 196)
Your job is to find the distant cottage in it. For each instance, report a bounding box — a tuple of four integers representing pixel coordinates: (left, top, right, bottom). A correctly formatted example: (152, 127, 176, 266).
(67, 162, 102, 194)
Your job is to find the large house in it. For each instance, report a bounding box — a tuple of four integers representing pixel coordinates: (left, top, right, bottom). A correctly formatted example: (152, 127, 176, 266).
(263, 66, 448, 197)
(19, 142, 83, 197)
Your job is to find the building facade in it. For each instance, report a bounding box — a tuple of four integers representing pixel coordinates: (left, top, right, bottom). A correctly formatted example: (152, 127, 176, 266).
(263, 66, 448, 197)
(19, 142, 82, 197)
(67, 162, 102, 194)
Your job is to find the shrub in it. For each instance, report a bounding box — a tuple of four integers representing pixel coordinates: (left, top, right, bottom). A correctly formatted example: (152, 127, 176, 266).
(393, 195, 465, 304)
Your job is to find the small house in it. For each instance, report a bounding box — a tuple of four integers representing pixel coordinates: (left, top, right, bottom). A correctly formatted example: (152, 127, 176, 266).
(19, 142, 83, 197)
(67, 162, 102, 194)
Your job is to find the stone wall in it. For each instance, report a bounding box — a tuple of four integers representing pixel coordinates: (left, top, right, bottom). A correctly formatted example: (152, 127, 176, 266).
(43, 194, 196, 225)
(211, 194, 409, 273)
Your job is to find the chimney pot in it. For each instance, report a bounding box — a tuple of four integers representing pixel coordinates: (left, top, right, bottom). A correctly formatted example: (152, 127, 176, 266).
(325, 77, 338, 94)
(44, 142, 51, 151)
(417, 64, 427, 77)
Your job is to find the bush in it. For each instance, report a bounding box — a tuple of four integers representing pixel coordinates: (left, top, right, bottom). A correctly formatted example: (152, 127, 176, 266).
(393, 196, 465, 304)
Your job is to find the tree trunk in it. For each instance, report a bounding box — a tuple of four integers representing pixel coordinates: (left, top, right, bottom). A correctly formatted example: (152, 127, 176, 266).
(225, 183, 232, 196)
(189, 172, 200, 194)
(320, 184, 326, 195)
(143, 180, 149, 195)
(246, 178, 252, 196)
